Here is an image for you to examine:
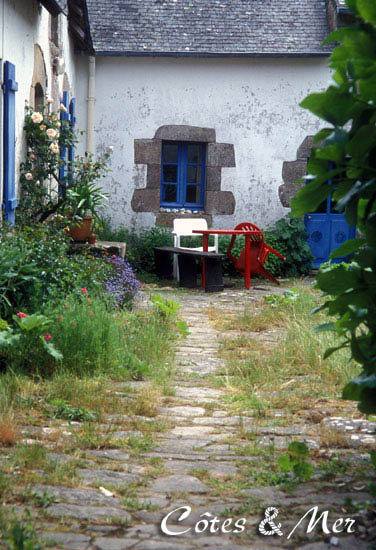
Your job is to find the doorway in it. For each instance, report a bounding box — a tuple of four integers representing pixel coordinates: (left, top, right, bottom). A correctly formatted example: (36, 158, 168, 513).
(305, 194, 356, 268)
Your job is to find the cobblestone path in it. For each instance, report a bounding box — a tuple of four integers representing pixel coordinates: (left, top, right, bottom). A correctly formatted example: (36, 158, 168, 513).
(6, 284, 376, 550)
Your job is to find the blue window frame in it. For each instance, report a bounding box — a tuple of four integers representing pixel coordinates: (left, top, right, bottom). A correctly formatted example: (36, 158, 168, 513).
(160, 141, 205, 209)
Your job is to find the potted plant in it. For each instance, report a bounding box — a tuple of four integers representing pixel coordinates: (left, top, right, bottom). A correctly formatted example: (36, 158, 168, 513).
(66, 181, 108, 241)
(64, 152, 109, 241)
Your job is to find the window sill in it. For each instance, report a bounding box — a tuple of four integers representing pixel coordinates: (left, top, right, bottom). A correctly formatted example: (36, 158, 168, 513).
(160, 207, 205, 214)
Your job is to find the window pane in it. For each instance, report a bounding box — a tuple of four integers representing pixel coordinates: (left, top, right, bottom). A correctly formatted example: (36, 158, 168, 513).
(163, 165, 178, 183)
(163, 184, 177, 203)
(187, 144, 203, 164)
(187, 165, 201, 183)
(163, 144, 179, 163)
(186, 185, 201, 204)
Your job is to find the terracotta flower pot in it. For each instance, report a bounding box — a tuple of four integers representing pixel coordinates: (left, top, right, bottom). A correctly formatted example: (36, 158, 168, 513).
(68, 216, 93, 241)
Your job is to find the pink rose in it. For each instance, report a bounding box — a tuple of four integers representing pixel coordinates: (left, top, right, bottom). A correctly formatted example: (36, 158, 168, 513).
(46, 128, 57, 139)
(50, 143, 59, 154)
(31, 112, 43, 124)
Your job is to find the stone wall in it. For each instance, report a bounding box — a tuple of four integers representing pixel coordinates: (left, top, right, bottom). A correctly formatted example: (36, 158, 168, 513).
(278, 136, 314, 208)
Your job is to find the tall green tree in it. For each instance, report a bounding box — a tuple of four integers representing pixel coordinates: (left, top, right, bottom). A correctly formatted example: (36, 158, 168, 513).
(291, 0, 376, 414)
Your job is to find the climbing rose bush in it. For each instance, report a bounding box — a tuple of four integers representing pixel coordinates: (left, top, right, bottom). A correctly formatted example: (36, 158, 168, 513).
(18, 104, 76, 224)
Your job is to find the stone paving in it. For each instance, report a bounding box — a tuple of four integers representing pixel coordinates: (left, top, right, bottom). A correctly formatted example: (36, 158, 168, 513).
(4, 283, 376, 549)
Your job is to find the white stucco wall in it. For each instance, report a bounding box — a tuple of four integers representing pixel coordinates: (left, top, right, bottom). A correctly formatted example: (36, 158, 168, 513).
(0, 0, 87, 209)
(94, 56, 330, 230)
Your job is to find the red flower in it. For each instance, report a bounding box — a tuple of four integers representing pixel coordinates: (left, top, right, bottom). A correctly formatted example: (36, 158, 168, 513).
(89, 311, 94, 317)
(44, 333, 52, 341)
(16, 312, 27, 318)
(81, 288, 89, 294)
(72, 323, 77, 328)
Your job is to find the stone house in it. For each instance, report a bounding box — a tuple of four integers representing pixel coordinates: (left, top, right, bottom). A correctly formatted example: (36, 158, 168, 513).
(0, 0, 355, 263)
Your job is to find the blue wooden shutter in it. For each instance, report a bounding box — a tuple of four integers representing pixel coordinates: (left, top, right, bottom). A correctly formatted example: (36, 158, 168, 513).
(2, 61, 18, 225)
(68, 97, 76, 183)
(59, 90, 69, 196)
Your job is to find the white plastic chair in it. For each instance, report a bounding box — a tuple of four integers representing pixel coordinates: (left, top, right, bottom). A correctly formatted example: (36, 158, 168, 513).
(172, 218, 219, 280)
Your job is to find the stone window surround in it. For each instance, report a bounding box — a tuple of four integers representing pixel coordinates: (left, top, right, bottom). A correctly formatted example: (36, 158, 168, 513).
(278, 135, 314, 208)
(131, 125, 236, 227)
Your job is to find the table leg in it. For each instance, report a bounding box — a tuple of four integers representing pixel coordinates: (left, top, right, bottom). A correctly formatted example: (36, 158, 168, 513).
(202, 234, 209, 288)
(244, 235, 251, 289)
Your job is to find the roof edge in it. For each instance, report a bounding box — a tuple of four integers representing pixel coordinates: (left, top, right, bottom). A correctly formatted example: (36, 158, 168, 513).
(86, 50, 331, 59)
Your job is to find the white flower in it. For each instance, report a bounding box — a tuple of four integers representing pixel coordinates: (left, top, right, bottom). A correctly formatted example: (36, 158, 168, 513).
(25, 173, 33, 180)
(46, 98, 53, 104)
(31, 112, 43, 124)
(46, 128, 57, 139)
(107, 145, 114, 152)
(36, 180, 40, 186)
(60, 103, 68, 113)
(40, 125, 46, 131)
(50, 143, 59, 154)
(56, 122, 61, 128)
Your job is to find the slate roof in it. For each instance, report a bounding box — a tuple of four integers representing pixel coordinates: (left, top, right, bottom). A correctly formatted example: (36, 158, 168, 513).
(85, 0, 332, 57)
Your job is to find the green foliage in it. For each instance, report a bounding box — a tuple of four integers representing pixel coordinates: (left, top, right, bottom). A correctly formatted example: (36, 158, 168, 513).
(0, 519, 43, 550)
(63, 153, 110, 224)
(0, 234, 40, 318)
(0, 312, 62, 374)
(264, 216, 313, 277)
(98, 221, 174, 274)
(47, 294, 179, 379)
(151, 294, 189, 337)
(51, 399, 97, 422)
(291, 0, 376, 414)
(278, 441, 314, 481)
(0, 224, 118, 318)
(370, 450, 376, 497)
(18, 105, 111, 225)
(264, 289, 300, 305)
(99, 217, 312, 278)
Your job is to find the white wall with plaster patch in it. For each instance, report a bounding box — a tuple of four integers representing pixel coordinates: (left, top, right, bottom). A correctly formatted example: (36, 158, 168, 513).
(94, 56, 329, 230)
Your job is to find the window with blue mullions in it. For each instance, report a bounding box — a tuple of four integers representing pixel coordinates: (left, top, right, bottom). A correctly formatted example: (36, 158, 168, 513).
(160, 142, 205, 208)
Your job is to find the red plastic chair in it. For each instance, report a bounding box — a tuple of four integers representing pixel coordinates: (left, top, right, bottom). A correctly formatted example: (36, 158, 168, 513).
(227, 222, 286, 286)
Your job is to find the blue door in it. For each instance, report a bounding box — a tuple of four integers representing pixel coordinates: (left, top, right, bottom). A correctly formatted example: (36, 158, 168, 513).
(305, 194, 356, 268)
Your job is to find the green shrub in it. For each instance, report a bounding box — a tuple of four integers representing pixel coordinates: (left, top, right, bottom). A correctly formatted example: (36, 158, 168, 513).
(0, 223, 138, 317)
(264, 215, 313, 277)
(0, 225, 77, 316)
(99, 220, 173, 274)
(291, 0, 376, 414)
(0, 313, 62, 376)
(99, 216, 313, 279)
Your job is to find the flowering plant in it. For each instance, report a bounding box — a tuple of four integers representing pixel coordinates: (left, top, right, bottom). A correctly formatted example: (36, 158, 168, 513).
(18, 104, 75, 223)
(18, 105, 111, 225)
(0, 312, 62, 375)
(103, 255, 140, 308)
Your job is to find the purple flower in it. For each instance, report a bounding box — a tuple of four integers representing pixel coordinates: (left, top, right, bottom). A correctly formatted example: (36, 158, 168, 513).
(103, 256, 140, 307)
